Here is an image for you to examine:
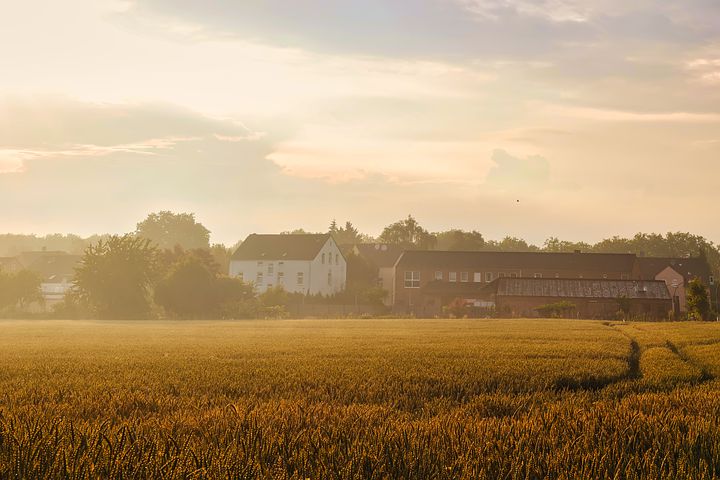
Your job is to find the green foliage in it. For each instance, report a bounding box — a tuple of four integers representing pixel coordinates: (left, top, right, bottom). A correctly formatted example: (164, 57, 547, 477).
(135, 211, 211, 250)
(328, 219, 374, 244)
(534, 301, 577, 318)
(73, 235, 159, 319)
(0, 268, 43, 311)
(435, 229, 485, 251)
(155, 257, 218, 319)
(378, 215, 436, 249)
(687, 278, 711, 321)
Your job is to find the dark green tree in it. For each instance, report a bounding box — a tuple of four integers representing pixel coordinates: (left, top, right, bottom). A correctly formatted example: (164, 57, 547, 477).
(136, 211, 211, 250)
(73, 235, 159, 319)
(155, 256, 218, 319)
(378, 215, 436, 250)
(0, 269, 43, 311)
(687, 278, 711, 321)
(435, 230, 485, 251)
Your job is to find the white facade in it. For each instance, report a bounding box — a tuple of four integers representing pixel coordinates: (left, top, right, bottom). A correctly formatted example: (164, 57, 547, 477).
(229, 237, 346, 295)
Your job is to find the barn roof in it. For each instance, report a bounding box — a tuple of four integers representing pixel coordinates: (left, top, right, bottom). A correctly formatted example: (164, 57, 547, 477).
(495, 278, 670, 300)
(396, 250, 637, 273)
(353, 244, 404, 268)
(231, 234, 332, 261)
(637, 257, 712, 283)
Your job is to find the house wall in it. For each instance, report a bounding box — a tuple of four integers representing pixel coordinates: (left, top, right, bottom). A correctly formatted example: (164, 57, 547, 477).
(655, 267, 686, 313)
(229, 238, 346, 295)
(378, 266, 394, 306)
(394, 265, 637, 312)
(495, 295, 671, 319)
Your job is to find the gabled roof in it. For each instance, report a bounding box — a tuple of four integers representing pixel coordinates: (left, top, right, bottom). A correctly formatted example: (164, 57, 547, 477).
(396, 250, 637, 272)
(495, 278, 670, 300)
(353, 244, 404, 268)
(637, 257, 712, 283)
(231, 234, 332, 261)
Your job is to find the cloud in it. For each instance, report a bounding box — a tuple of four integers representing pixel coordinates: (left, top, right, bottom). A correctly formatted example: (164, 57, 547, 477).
(485, 149, 550, 190)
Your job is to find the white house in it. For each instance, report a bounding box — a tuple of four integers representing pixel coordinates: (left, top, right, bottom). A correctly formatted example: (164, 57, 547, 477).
(229, 234, 347, 295)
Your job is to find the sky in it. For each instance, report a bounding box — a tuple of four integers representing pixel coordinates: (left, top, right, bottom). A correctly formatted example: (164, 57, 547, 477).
(1, 0, 719, 246)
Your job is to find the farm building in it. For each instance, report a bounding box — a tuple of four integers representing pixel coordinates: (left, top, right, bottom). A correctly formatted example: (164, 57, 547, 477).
(21, 252, 82, 304)
(393, 250, 640, 313)
(493, 277, 672, 319)
(229, 234, 346, 295)
(637, 256, 714, 313)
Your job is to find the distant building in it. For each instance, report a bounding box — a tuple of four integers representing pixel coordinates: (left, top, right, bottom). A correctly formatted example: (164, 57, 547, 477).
(0, 257, 22, 274)
(493, 277, 672, 319)
(349, 244, 403, 306)
(393, 250, 639, 313)
(229, 234, 346, 295)
(18, 251, 81, 304)
(637, 256, 714, 313)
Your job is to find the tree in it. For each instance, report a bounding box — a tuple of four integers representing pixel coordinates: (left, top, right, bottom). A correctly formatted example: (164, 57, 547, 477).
(543, 237, 592, 253)
(329, 220, 373, 245)
(687, 278, 711, 321)
(485, 236, 539, 252)
(135, 211, 211, 250)
(435, 230, 485, 251)
(0, 269, 43, 311)
(73, 235, 159, 319)
(378, 215, 436, 250)
(155, 256, 218, 319)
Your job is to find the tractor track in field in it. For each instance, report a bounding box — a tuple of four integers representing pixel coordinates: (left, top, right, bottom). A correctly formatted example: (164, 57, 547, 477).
(606, 322, 716, 387)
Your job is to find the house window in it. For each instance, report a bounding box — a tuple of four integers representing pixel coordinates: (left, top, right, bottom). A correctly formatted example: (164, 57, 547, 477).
(278, 272, 284, 284)
(278, 261, 284, 269)
(534, 273, 542, 278)
(404, 271, 420, 288)
(266, 283, 273, 289)
(237, 272, 244, 282)
(322, 253, 325, 264)
(449, 272, 457, 282)
(485, 272, 494, 282)
(473, 272, 482, 282)
(621, 273, 630, 280)
(256, 272, 264, 284)
(268, 263, 274, 275)
(435, 271, 443, 281)
(257, 261, 263, 267)
(510, 273, 518, 278)
(499, 272, 506, 278)
(461, 272, 469, 283)
(297, 272, 304, 285)
(335, 254, 339, 265)
(378, 277, 384, 288)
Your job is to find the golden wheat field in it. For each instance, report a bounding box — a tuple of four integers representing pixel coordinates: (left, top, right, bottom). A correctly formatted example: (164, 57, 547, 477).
(1, 319, 720, 479)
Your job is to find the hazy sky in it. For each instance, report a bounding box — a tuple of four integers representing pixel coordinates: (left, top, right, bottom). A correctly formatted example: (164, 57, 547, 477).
(1, 0, 719, 246)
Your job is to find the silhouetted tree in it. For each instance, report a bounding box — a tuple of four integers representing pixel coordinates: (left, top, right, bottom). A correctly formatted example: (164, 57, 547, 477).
(435, 230, 485, 251)
(0, 269, 43, 311)
(379, 215, 436, 249)
(329, 220, 373, 245)
(136, 211, 211, 250)
(687, 278, 711, 321)
(155, 256, 218, 319)
(73, 235, 159, 319)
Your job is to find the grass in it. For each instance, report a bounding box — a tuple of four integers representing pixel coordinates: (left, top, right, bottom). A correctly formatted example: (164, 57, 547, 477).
(0, 318, 719, 478)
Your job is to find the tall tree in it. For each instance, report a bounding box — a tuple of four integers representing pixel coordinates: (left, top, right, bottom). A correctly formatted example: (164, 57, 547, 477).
(687, 278, 711, 321)
(136, 211, 211, 250)
(0, 269, 43, 311)
(378, 215, 436, 250)
(73, 235, 159, 319)
(485, 236, 539, 252)
(329, 220, 372, 245)
(155, 256, 218, 319)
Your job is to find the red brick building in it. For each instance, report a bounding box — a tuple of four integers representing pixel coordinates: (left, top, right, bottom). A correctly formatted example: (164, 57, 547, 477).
(393, 250, 640, 314)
